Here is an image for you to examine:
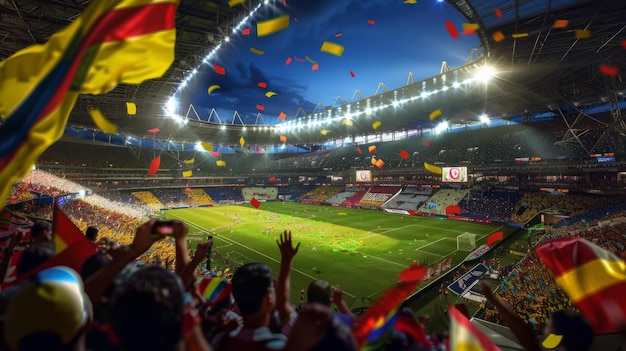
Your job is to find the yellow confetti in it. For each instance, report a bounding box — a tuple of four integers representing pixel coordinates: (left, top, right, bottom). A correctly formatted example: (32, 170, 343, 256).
(182, 170, 193, 177)
(208, 85, 221, 95)
(250, 47, 265, 55)
(239, 136, 245, 146)
(216, 160, 226, 167)
(183, 158, 195, 164)
(429, 109, 442, 120)
(257, 15, 290, 37)
(462, 23, 480, 31)
(265, 91, 278, 98)
(126, 102, 137, 115)
(228, 0, 245, 7)
(424, 162, 442, 175)
(201, 142, 214, 152)
(321, 130, 330, 135)
(320, 41, 345, 57)
(512, 32, 529, 38)
(88, 108, 117, 134)
(573, 29, 591, 39)
(341, 119, 353, 126)
(372, 121, 382, 130)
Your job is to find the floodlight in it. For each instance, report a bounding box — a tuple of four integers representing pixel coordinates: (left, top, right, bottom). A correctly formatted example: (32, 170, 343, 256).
(475, 64, 497, 83)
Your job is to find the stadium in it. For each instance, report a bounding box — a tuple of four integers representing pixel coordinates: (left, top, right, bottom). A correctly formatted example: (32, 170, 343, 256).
(1, 0, 626, 350)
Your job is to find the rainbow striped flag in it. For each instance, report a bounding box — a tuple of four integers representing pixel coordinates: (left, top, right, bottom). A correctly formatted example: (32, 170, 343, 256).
(535, 237, 626, 334)
(0, 0, 179, 208)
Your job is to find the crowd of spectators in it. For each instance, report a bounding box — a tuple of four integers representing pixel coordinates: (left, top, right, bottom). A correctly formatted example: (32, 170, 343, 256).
(417, 189, 469, 215)
(299, 186, 344, 203)
(458, 190, 521, 221)
(241, 187, 278, 201)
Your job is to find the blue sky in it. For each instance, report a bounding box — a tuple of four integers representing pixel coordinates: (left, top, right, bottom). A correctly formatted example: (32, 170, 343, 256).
(177, 0, 480, 125)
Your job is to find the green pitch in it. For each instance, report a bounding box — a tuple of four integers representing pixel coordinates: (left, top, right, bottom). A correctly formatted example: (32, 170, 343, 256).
(165, 202, 515, 308)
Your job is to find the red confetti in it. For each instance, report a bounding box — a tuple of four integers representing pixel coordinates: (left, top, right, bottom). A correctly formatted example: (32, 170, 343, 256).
(278, 112, 286, 120)
(350, 70, 355, 77)
(257, 82, 267, 88)
(425, 140, 430, 147)
(294, 56, 306, 62)
(312, 64, 319, 71)
(214, 63, 226, 75)
(250, 197, 260, 209)
(283, 0, 286, 6)
(622, 39, 626, 49)
(445, 20, 459, 39)
(257, 146, 263, 154)
(367, 19, 376, 25)
(600, 64, 619, 76)
(494, 8, 502, 18)
(462, 28, 477, 35)
(285, 57, 292, 65)
(256, 104, 265, 111)
(148, 156, 161, 175)
(242, 28, 250, 35)
(399, 149, 409, 160)
(147, 128, 160, 133)
(268, 176, 277, 182)
(210, 151, 220, 157)
(357, 146, 362, 154)
(335, 33, 343, 37)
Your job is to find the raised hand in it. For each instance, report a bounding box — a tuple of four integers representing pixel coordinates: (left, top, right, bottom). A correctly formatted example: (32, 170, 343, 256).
(276, 229, 300, 261)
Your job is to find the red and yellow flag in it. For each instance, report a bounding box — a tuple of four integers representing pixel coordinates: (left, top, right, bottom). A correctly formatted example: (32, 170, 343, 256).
(0, 0, 179, 208)
(449, 306, 501, 351)
(535, 237, 626, 334)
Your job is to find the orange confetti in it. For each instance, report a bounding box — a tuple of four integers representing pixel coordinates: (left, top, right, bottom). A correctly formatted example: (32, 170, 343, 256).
(492, 31, 505, 42)
(494, 8, 502, 18)
(312, 63, 319, 71)
(553, 20, 569, 28)
(258, 82, 267, 88)
(256, 104, 265, 111)
(357, 146, 362, 154)
(269, 176, 277, 182)
(375, 159, 385, 169)
(242, 28, 250, 35)
(445, 20, 459, 39)
(368, 145, 377, 154)
(285, 57, 292, 65)
(278, 112, 286, 120)
(279, 135, 287, 142)
(367, 19, 376, 25)
(214, 63, 226, 75)
(600, 64, 618, 76)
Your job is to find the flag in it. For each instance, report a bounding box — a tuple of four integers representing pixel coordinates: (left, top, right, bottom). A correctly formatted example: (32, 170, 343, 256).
(535, 237, 626, 334)
(353, 264, 426, 350)
(487, 231, 503, 246)
(0, 0, 179, 209)
(449, 305, 500, 351)
(198, 277, 232, 309)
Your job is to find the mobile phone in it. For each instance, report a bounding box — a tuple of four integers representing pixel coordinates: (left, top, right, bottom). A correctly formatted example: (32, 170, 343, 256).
(152, 221, 174, 236)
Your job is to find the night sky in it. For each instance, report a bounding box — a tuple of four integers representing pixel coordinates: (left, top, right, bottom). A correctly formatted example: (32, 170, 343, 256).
(176, 0, 480, 125)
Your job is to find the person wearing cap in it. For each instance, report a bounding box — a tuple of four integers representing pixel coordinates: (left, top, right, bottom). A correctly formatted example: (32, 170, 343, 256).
(2, 266, 92, 351)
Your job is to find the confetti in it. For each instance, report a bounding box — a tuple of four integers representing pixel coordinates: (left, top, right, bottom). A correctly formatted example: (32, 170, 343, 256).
(126, 102, 136, 115)
(265, 91, 278, 98)
(600, 64, 618, 76)
(278, 112, 287, 120)
(372, 121, 381, 130)
(148, 156, 161, 175)
(216, 160, 226, 167)
(445, 20, 459, 39)
(257, 81, 267, 88)
(257, 15, 290, 37)
(182, 170, 192, 178)
(250, 47, 265, 55)
(429, 109, 442, 120)
(147, 128, 160, 133)
(320, 41, 345, 57)
(553, 20, 569, 28)
(214, 63, 226, 75)
(285, 57, 292, 65)
(494, 8, 502, 18)
(208, 85, 221, 95)
(573, 29, 591, 39)
(256, 104, 265, 111)
(492, 31, 505, 42)
(242, 28, 250, 35)
(399, 150, 409, 160)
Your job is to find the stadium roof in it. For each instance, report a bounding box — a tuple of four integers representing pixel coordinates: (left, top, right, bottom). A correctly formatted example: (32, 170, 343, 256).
(1, 0, 625, 147)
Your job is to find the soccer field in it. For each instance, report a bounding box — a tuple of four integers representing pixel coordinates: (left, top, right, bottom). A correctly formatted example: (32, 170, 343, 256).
(164, 202, 515, 308)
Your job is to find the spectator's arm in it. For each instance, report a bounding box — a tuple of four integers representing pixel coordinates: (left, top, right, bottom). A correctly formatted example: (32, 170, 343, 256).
(276, 229, 300, 324)
(180, 239, 212, 289)
(332, 285, 354, 320)
(0, 233, 24, 283)
(480, 282, 542, 351)
(172, 220, 190, 274)
(283, 303, 329, 351)
(84, 219, 160, 307)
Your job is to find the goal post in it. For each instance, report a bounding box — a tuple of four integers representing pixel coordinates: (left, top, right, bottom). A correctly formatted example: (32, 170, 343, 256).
(457, 232, 477, 252)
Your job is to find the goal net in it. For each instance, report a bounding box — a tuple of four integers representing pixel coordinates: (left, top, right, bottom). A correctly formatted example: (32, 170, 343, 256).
(457, 232, 477, 252)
